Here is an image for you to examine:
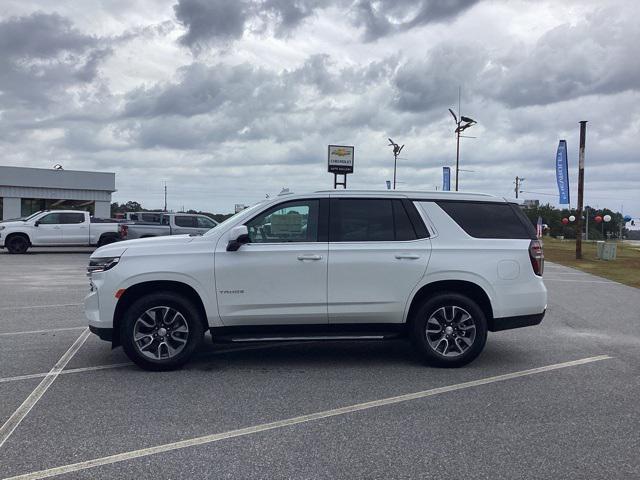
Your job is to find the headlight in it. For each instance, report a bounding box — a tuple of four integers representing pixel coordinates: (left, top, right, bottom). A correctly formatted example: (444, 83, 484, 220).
(87, 257, 120, 274)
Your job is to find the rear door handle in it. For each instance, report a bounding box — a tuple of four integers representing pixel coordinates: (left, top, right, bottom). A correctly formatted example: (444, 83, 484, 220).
(297, 254, 323, 261)
(395, 254, 421, 260)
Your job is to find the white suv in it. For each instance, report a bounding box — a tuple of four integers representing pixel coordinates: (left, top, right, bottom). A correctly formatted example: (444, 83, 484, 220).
(85, 191, 546, 371)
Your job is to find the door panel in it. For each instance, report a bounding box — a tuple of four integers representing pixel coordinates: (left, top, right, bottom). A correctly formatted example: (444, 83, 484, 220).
(328, 240, 430, 323)
(214, 198, 329, 326)
(60, 213, 88, 244)
(215, 243, 328, 325)
(33, 213, 63, 244)
(327, 198, 431, 324)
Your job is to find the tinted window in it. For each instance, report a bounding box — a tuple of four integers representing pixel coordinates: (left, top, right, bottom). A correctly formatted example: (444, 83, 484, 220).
(38, 213, 62, 224)
(246, 200, 319, 243)
(393, 200, 417, 241)
(61, 213, 85, 224)
(141, 213, 162, 223)
(197, 216, 216, 228)
(175, 216, 196, 228)
(330, 199, 395, 242)
(436, 201, 534, 239)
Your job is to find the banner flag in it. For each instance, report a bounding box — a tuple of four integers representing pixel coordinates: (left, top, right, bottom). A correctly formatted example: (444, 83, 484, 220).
(556, 140, 570, 204)
(442, 167, 451, 191)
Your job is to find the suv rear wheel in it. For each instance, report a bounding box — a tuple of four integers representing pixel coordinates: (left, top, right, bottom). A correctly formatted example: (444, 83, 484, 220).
(411, 292, 487, 368)
(121, 292, 204, 371)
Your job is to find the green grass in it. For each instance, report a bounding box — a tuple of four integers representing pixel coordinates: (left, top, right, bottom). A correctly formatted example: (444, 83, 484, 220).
(543, 238, 640, 289)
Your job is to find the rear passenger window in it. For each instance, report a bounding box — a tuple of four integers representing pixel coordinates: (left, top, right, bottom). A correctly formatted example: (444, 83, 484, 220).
(175, 216, 196, 227)
(330, 199, 427, 242)
(61, 213, 85, 224)
(436, 201, 534, 239)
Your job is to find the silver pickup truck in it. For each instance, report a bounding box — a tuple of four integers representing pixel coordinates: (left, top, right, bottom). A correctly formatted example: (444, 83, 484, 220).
(119, 213, 218, 240)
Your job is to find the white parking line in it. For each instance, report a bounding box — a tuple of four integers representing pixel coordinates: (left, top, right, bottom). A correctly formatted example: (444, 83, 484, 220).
(0, 327, 86, 337)
(0, 329, 90, 449)
(0, 363, 134, 384)
(0, 342, 311, 384)
(0, 303, 82, 311)
(3, 355, 611, 480)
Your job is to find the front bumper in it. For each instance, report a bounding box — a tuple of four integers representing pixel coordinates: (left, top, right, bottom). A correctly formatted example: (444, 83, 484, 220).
(488, 310, 545, 332)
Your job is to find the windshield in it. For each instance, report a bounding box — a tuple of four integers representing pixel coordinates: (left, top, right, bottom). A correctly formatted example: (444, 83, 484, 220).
(203, 201, 267, 236)
(23, 211, 43, 221)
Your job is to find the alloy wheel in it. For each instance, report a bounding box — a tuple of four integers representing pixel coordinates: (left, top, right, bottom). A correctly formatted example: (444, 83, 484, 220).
(425, 306, 476, 357)
(133, 306, 189, 360)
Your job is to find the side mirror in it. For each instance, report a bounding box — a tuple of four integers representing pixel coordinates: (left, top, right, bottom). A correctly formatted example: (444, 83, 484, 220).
(34, 221, 40, 227)
(226, 225, 250, 252)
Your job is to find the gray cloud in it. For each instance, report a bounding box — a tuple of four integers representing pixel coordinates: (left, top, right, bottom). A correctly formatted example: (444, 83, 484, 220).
(174, 0, 475, 49)
(353, 0, 480, 41)
(490, 8, 640, 107)
(174, 0, 249, 48)
(0, 12, 109, 108)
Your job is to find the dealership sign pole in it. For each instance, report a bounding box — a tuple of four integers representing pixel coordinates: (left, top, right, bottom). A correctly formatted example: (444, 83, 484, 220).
(328, 145, 354, 189)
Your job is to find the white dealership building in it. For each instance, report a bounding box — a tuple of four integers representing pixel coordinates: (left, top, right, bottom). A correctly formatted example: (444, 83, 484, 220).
(0, 166, 116, 220)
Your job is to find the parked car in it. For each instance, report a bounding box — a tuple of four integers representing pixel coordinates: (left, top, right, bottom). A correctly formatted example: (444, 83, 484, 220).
(0, 210, 120, 254)
(119, 213, 217, 240)
(85, 190, 547, 371)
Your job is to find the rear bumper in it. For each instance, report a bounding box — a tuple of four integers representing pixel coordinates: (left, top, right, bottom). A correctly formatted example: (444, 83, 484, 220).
(488, 310, 545, 332)
(89, 325, 114, 341)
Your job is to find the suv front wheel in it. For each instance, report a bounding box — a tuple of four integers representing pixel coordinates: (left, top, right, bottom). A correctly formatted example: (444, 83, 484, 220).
(121, 292, 204, 371)
(411, 292, 487, 368)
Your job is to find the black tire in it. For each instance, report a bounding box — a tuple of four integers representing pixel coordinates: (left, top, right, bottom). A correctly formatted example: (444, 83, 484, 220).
(6, 234, 29, 254)
(97, 234, 118, 247)
(411, 292, 487, 368)
(120, 292, 204, 371)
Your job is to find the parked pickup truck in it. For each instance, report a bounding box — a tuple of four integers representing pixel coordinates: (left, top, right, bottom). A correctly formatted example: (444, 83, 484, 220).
(119, 213, 217, 240)
(0, 210, 120, 254)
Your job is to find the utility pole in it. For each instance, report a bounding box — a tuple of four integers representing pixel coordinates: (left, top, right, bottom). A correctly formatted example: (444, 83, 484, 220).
(514, 176, 525, 199)
(576, 121, 587, 259)
(163, 181, 167, 212)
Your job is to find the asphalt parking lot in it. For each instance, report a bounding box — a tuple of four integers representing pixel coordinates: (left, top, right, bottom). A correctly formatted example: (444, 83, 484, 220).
(1, 248, 639, 479)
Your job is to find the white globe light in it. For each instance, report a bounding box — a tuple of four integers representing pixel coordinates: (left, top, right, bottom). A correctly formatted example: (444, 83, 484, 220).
(569, 215, 576, 222)
(603, 214, 612, 222)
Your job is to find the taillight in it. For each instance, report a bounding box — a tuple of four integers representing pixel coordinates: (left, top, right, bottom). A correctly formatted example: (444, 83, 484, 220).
(119, 224, 128, 239)
(529, 239, 544, 276)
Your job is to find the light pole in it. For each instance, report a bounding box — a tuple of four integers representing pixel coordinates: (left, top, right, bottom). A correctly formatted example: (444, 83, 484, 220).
(387, 138, 404, 189)
(448, 109, 476, 191)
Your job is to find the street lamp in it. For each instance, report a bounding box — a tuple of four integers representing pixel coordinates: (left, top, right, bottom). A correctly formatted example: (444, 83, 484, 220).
(387, 138, 404, 190)
(448, 108, 476, 191)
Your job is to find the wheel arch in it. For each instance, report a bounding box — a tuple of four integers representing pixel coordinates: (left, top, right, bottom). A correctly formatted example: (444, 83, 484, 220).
(112, 280, 208, 347)
(405, 280, 495, 330)
(97, 232, 119, 246)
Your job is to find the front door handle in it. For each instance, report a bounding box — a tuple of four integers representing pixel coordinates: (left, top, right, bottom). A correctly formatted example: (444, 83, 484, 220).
(395, 254, 421, 260)
(297, 254, 323, 261)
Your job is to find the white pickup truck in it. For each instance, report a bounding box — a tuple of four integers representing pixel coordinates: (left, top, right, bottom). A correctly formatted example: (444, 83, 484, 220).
(0, 210, 120, 254)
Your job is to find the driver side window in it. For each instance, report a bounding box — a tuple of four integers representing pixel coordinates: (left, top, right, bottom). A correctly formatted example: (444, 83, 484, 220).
(246, 200, 319, 243)
(38, 213, 62, 224)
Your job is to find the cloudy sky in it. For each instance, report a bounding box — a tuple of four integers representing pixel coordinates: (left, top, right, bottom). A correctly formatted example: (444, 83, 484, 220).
(1, 0, 638, 215)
